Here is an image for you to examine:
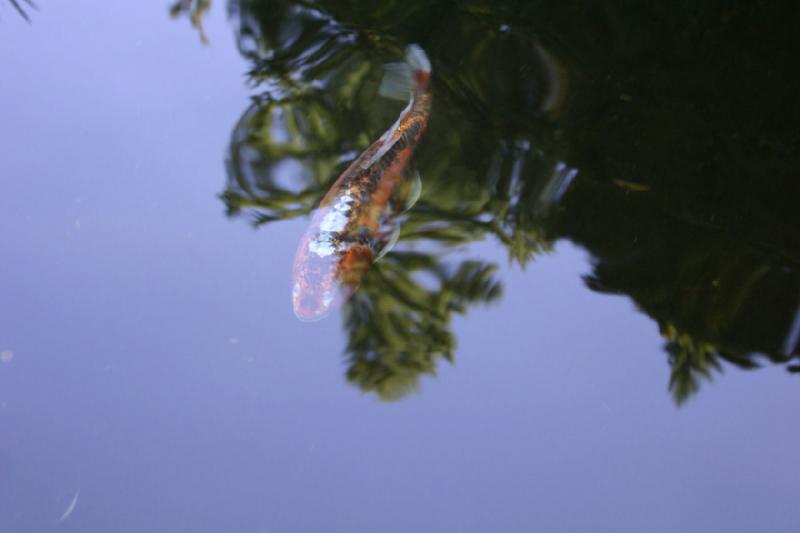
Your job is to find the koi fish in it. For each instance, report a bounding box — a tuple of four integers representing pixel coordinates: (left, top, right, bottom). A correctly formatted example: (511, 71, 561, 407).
(292, 44, 433, 321)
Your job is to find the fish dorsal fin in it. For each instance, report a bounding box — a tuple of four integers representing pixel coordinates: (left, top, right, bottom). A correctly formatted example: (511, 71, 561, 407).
(360, 133, 402, 170)
(375, 225, 402, 261)
(378, 62, 412, 101)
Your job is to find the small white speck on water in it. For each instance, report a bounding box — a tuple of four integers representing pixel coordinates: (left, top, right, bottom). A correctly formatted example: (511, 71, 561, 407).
(59, 490, 80, 523)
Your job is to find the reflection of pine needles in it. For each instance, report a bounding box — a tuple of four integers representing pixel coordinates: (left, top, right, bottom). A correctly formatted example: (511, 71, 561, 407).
(221, 188, 321, 224)
(344, 253, 502, 400)
(662, 323, 722, 405)
(169, 0, 211, 44)
(401, 203, 553, 265)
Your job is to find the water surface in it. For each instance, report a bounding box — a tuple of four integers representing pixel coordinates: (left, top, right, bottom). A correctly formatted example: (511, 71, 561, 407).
(1, 1, 798, 531)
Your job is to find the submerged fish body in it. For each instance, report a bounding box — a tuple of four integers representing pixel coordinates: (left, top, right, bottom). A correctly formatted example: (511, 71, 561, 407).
(292, 45, 432, 321)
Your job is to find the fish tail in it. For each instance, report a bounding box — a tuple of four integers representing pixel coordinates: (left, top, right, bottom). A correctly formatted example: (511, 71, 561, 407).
(378, 44, 431, 101)
(405, 44, 431, 91)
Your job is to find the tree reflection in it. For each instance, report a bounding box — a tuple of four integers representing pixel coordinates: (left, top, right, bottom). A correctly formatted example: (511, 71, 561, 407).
(169, 0, 211, 43)
(213, 0, 800, 402)
(346, 255, 501, 400)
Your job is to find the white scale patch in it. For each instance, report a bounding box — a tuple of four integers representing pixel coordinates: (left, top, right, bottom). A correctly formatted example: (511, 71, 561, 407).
(309, 235, 336, 257)
(319, 194, 353, 233)
(320, 210, 348, 233)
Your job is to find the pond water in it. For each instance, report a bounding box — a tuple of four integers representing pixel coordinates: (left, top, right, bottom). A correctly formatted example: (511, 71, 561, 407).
(1, 1, 799, 531)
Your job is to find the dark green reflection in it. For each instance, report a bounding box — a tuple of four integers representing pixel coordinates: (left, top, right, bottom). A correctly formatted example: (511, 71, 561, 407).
(346, 254, 501, 400)
(213, 0, 800, 402)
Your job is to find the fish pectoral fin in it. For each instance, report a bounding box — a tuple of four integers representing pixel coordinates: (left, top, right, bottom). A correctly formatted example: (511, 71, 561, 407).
(375, 225, 402, 261)
(404, 169, 422, 210)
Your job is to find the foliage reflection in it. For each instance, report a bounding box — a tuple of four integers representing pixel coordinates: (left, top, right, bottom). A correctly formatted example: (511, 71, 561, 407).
(207, 0, 800, 402)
